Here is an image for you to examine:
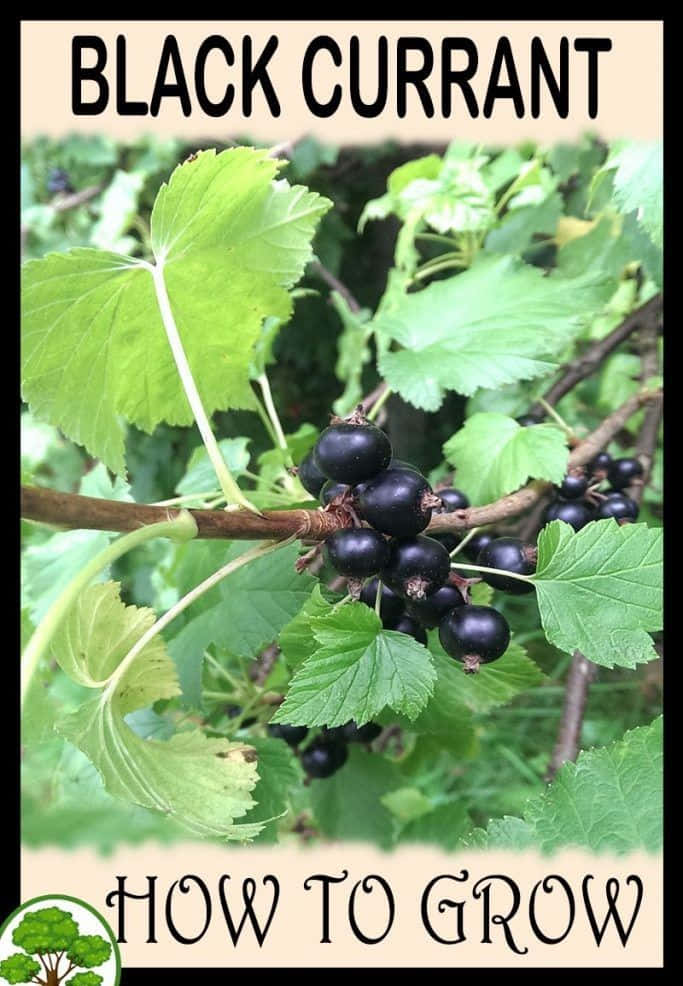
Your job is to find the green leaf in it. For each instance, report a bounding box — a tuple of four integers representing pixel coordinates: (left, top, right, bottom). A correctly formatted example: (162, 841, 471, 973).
(381, 786, 433, 823)
(330, 292, 373, 417)
(279, 584, 336, 669)
(599, 141, 662, 248)
(485, 193, 562, 255)
(273, 603, 436, 728)
(399, 801, 471, 850)
(22, 148, 331, 473)
(596, 353, 641, 414)
(240, 735, 301, 839)
(374, 256, 611, 411)
(90, 168, 144, 253)
(462, 815, 535, 849)
(176, 438, 250, 495)
(309, 746, 402, 848)
(533, 520, 662, 668)
(434, 639, 546, 714)
(444, 412, 568, 504)
(53, 582, 262, 840)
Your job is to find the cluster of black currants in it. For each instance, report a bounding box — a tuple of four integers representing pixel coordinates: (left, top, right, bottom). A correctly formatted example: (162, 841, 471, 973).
(543, 451, 642, 532)
(267, 720, 382, 779)
(297, 410, 531, 677)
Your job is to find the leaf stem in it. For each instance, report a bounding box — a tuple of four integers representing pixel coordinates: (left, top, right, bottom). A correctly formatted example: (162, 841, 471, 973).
(257, 372, 292, 465)
(251, 386, 281, 447)
(367, 387, 392, 421)
(411, 258, 468, 283)
(450, 561, 534, 585)
(149, 261, 261, 514)
(374, 579, 383, 618)
(536, 397, 576, 440)
(103, 536, 298, 702)
(21, 510, 198, 710)
(449, 527, 480, 559)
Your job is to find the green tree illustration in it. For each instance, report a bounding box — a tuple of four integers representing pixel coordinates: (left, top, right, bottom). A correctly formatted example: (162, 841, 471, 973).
(0, 907, 111, 986)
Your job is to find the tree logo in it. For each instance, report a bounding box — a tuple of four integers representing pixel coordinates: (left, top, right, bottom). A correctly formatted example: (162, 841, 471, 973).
(0, 896, 120, 986)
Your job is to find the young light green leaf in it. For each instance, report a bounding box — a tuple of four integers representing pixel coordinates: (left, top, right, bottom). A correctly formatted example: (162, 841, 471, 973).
(52, 581, 262, 840)
(176, 438, 251, 495)
(22, 148, 331, 473)
(443, 412, 568, 504)
(381, 787, 434, 823)
(273, 603, 436, 728)
(533, 520, 662, 669)
(374, 256, 612, 411)
(598, 141, 662, 249)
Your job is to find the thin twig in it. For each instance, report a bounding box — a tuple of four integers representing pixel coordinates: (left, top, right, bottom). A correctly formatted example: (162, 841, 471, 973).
(545, 652, 597, 781)
(309, 261, 361, 314)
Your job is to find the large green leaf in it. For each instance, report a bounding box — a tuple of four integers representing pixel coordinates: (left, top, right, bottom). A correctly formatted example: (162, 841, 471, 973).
(374, 256, 612, 411)
(599, 141, 662, 249)
(533, 520, 663, 669)
(53, 582, 262, 840)
(22, 148, 331, 473)
(466, 718, 662, 853)
(443, 412, 568, 504)
(273, 604, 436, 727)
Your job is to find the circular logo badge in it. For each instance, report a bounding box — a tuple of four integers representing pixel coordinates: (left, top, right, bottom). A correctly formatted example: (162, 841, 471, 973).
(0, 895, 121, 986)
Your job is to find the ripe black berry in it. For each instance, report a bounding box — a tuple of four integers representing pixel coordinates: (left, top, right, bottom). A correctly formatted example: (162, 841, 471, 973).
(314, 421, 391, 485)
(543, 500, 593, 532)
(406, 584, 465, 628)
(588, 450, 612, 475)
(393, 615, 428, 644)
(46, 167, 73, 194)
(298, 451, 327, 498)
(439, 605, 510, 674)
(301, 739, 348, 779)
(381, 535, 451, 600)
(359, 578, 405, 627)
(558, 473, 589, 499)
(596, 493, 639, 522)
(464, 531, 495, 561)
(516, 412, 543, 427)
(357, 468, 440, 537)
(607, 457, 644, 490)
(319, 479, 349, 506)
(432, 532, 460, 553)
(389, 458, 421, 474)
(435, 488, 470, 512)
(476, 537, 536, 595)
(226, 705, 257, 728)
(341, 721, 383, 743)
(267, 723, 309, 746)
(325, 529, 390, 579)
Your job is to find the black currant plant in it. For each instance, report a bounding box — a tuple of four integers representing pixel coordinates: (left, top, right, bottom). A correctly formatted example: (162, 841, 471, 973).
(20, 137, 663, 853)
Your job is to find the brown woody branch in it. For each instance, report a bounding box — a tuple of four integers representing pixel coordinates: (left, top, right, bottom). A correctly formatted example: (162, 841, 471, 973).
(530, 292, 662, 415)
(20, 390, 659, 541)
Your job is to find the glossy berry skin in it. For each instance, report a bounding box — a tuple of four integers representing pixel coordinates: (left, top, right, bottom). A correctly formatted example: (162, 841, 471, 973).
(596, 493, 639, 521)
(342, 721, 383, 743)
(588, 451, 612, 475)
(319, 479, 349, 506)
(357, 468, 436, 537)
(359, 578, 405, 628)
(267, 723, 309, 746)
(298, 451, 327, 498)
(607, 457, 644, 490)
(439, 605, 510, 671)
(314, 422, 391, 485)
(558, 473, 589, 499)
(432, 532, 460, 553)
(476, 537, 536, 595)
(435, 488, 470, 512)
(325, 529, 390, 579)
(389, 458, 421, 474)
(464, 531, 495, 561)
(301, 739, 348, 779)
(393, 615, 428, 644)
(406, 584, 465, 629)
(381, 535, 451, 600)
(544, 500, 593, 532)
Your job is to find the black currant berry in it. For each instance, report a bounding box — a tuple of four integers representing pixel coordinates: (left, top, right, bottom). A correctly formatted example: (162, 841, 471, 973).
(464, 531, 495, 561)
(357, 468, 441, 537)
(607, 457, 644, 490)
(558, 473, 589, 499)
(476, 537, 536, 595)
(46, 167, 73, 194)
(319, 479, 349, 506)
(389, 458, 421, 474)
(406, 584, 465, 628)
(298, 451, 327, 498)
(226, 705, 257, 728)
(381, 535, 451, 600)
(267, 723, 309, 746)
(439, 605, 510, 674)
(435, 488, 470, 512)
(588, 450, 612, 475)
(431, 532, 460, 553)
(596, 493, 639, 522)
(516, 413, 543, 427)
(393, 615, 428, 644)
(341, 721, 383, 743)
(325, 529, 390, 579)
(359, 578, 405, 628)
(314, 421, 391, 485)
(301, 739, 348, 779)
(543, 500, 593, 532)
